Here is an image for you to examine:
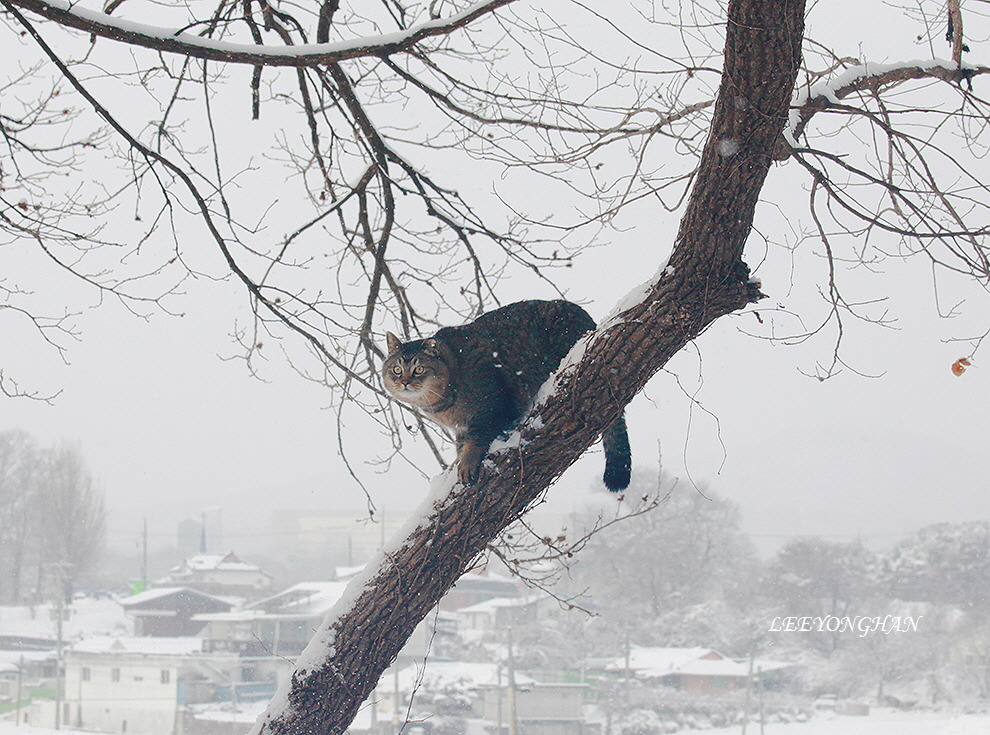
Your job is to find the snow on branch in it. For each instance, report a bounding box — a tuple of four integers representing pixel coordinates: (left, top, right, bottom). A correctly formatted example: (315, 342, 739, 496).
(5, 0, 517, 67)
(785, 58, 990, 146)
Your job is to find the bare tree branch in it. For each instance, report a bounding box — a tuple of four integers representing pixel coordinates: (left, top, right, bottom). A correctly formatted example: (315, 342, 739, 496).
(786, 58, 990, 147)
(6, 0, 518, 67)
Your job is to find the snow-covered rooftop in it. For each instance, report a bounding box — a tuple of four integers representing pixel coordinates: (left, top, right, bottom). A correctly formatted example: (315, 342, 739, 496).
(0, 649, 54, 668)
(673, 658, 752, 678)
(171, 551, 266, 574)
(605, 646, 793, 680)
(118, 587, 188, 605)
(376, 661, 536, 694)
(334, 564, 366, 580)
(70, 635, 205, 655)
(455, 592, 547, 615)
(191, 581, 352, 622)
(188, 699, 269, 724)
(189, 697, 374, 731)
(117, 586, 235, 607)
(606, 646, 719, 675)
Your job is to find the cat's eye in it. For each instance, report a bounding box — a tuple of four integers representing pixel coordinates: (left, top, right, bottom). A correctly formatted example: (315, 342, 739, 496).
(412, 366, 426, 375)
(390, 365, 402, 376)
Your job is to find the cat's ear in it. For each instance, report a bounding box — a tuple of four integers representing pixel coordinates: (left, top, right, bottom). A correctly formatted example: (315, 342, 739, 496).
(386, 332, 403, 355)
(422, 338, 440, 354)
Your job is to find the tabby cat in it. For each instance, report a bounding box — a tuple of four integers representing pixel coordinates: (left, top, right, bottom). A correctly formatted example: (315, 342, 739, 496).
(382, 300, 631, 490)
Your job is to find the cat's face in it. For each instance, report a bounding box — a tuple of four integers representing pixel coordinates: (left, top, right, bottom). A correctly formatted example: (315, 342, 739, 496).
(382, 333, 452, 409)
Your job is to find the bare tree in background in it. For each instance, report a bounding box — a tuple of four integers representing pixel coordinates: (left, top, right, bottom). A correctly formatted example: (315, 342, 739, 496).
(36, 443, 107, 603)
(0, 431, 41, 602)
(0, 433, 105, 603)
(578, 472, 755, 622)
(2, 0, 990, 731)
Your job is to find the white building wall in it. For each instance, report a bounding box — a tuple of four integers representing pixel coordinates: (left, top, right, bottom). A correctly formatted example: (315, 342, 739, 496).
(65, 653, 179, 735)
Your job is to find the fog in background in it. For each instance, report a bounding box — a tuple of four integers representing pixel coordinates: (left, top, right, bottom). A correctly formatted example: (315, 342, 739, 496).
(0, 0, 986, 582)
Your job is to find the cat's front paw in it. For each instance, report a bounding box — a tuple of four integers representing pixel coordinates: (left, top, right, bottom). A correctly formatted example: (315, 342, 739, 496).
(457, 459, 480, 486)
(455, 441, 486, 485)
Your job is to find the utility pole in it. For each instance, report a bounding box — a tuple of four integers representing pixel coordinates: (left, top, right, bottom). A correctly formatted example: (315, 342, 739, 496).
(506, 627, 517, 735)
(742, 651, 754, 735)
(624, 633, 631, 682)
(369, 685, 377, 734)
(15, 654, 24, 725)
(496, 663, 503, 735)
(141, 518, 148, 591)
(392, 665, 401, 735)
(50, 563, 71, 730)
(756, 666, 767, 735)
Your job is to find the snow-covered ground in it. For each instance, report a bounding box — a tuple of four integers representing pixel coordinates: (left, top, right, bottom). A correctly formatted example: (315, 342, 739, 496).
(0, 597, 130, 641)
(0, 725, 90, 735)
(0, 597, 131, 674)
(3, 708, 990, 735)
(692, 708, 990, 735)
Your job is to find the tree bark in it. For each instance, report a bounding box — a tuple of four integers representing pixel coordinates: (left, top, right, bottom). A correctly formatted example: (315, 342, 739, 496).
(252, 1, 805, 733)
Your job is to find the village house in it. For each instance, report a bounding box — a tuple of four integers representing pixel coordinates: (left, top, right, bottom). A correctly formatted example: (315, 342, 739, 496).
(455, 593, 558, 637)
(376, 661, 593, 735)
(119, 587, 234, 637)
(439, 570, 521, 611)
(194, 580, 455, 678)
(0, 596, 130, 725)
(44, 634, 282, 735)
(21, 635, 229, 733)
(602, 646, 792, 694)
(157, 552, 273, 598)
(195, 581, 350, 660)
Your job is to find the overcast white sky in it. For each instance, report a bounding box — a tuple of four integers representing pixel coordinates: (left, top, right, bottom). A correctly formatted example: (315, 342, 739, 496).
(3, 211, 985, 559)
(2, 0, 987, 561)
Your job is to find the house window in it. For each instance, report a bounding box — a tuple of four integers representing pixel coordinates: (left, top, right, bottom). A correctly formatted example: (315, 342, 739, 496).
(161, 670, 171, 684)
(82, 667, 91, 682)
(111, 668, 121, 682)
(709, 676, 728, 689)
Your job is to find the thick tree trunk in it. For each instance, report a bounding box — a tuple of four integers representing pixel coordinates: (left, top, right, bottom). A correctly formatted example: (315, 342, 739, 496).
(252, 1, 805, 733)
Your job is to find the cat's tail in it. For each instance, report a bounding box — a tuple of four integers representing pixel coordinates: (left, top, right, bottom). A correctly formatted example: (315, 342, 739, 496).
(602, 413, 631, 492)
